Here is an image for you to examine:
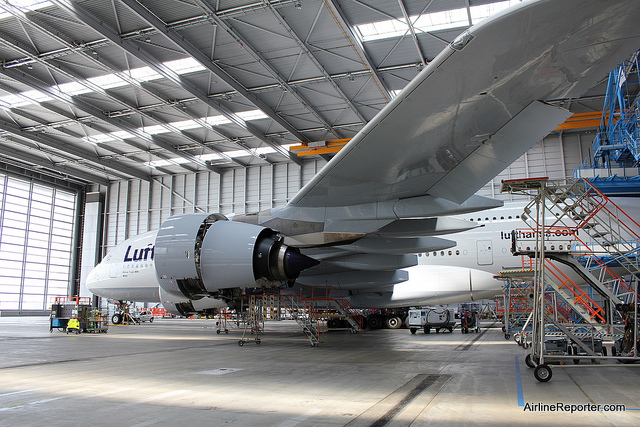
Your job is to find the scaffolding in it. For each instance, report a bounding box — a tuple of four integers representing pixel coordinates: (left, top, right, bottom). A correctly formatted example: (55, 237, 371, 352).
(218, 286, 365, 347)
(501, 177, 640, 382)
(578, 50, 640, 173)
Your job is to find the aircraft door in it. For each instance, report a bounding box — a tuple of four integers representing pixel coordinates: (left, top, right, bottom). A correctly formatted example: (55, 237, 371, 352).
(476, 240, 493, 265)
(109, 262, 119, 278)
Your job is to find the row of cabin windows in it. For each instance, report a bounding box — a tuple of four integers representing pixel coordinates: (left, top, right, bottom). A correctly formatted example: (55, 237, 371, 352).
(468, 215, 520, 222)
(419, 250, 460, 257)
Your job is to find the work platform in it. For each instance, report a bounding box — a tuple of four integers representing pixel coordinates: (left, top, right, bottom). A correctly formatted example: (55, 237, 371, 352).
(501, 177, 640, 382)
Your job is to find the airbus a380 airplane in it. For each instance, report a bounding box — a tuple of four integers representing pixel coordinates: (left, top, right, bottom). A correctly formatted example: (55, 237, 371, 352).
(88, 0, 640, 318)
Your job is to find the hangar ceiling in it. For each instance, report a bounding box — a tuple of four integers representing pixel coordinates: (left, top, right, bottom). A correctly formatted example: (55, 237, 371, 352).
(0, 0, 606, 186)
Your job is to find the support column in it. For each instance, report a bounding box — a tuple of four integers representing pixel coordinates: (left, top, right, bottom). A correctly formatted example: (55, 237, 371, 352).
(79, 192, 104, 301)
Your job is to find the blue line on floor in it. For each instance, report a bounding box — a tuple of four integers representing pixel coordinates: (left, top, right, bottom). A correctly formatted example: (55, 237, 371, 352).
(515, 355, 524, 407)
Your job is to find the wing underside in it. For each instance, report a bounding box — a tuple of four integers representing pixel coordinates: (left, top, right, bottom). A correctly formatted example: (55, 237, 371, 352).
(289, 0, 640, 209)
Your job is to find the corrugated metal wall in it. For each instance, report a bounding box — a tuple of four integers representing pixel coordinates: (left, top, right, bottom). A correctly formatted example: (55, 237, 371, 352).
(103, 132, 593, 254)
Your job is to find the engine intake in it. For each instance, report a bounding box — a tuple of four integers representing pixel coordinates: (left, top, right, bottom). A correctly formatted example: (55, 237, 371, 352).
(154, 214, 317, 299)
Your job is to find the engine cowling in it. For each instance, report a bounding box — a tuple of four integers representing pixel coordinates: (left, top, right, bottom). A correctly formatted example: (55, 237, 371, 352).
(154, 213, 317, 299)
(159, 287, 227, 317)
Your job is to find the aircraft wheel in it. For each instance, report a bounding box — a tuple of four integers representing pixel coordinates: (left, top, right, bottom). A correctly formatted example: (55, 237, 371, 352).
(112, 313, 123, 325)
(367, 315, 384, 330)
(327, 319, 339, 329)
(238, 341, 244, 346)
(534, 364, 552, 382)
(386, 317, 402, 329)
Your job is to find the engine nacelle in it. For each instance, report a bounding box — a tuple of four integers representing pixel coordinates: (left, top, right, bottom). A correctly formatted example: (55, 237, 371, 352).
(154, 214, 317, 299)
(159, 287, 227, 317)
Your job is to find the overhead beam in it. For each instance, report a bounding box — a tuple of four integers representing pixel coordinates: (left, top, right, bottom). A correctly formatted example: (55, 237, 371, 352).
(262, 0, 369, 126)
(0, 1, 265, 168)
(49, 0, 301, 165)
(324, 0, 391, 101)
(0, 66, 217, 175)
(555, 112, 603, 130)
(120, 0, 307, 144)
(0, 142, 111, 186)
(0, 118, 150, 182)
(189, 0, 345, 138)
(397, 0, 426, 66)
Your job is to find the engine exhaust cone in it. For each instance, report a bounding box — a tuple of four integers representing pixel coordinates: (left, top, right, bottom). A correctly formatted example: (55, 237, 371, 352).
(283, 249, 319, 278)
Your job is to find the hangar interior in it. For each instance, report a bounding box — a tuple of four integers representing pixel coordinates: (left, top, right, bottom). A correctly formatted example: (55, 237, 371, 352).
(1, 0, 640, 424)
(0, 0, 623, 313)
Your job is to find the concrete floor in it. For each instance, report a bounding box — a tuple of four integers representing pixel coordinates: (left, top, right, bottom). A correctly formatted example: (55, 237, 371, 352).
(0, 317, 638, 426)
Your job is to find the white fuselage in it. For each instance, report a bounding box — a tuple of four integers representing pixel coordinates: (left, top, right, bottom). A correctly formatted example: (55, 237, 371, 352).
(87, 204, 532, 310)
(93, 197, 640, 310)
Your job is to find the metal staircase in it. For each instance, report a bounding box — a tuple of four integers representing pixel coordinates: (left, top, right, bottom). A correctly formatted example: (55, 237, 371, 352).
(507, 177, 640, 305)
(276, 294, 322, 347)
(501, 177, 640, 381)
(298, 286, 365, 333)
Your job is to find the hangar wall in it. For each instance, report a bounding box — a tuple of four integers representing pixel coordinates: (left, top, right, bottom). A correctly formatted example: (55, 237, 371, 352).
(0, 172, 78, 312)
(102, 131, 595, 255)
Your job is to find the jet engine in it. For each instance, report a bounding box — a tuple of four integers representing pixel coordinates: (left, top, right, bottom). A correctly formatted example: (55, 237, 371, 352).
(154, 213, 318, 299)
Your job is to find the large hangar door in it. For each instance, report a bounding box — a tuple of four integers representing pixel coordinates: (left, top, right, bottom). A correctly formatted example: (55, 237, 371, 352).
(476, 240, 493, 265)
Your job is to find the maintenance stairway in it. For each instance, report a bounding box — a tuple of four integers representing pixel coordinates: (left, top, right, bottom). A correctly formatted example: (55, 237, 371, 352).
(266, 286, 365, 347)
(501, 177, 640, 381)
(507, 177, 639, 328)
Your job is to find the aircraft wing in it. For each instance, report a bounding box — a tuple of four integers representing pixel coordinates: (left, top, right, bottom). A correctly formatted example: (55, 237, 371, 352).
(289, 0, 640, 209)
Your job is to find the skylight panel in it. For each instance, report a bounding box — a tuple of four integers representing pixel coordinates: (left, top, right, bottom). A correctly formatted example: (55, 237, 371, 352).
(111, 130, 135, 140)
(200, 153, 223, 162)
(236, 109, 268, 121)
(0, 94, 28, 108)
(141, 124, 170, 135)
(357, 19, 409, 42)
(145, 143, 294, 168)
(57, 81, 91, 96)
(165, 58, 206, 74)
(145, 158, 190, 168)
(77, 112, 272, 146)
(172, 119, 200, 131)
(0, 1, 52, 21)
(413, 8, 469, 33)
(87, 74, 127, 90)
(205, 115, 233, 126)
(128, 66, 162, 82)
(356, 0, 523, 42)
(83, 134, 115, 145)
(470, 1, 522, 24)
(2, 56, 211, 109)
(1, 90, 53, 107)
